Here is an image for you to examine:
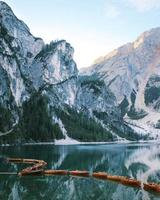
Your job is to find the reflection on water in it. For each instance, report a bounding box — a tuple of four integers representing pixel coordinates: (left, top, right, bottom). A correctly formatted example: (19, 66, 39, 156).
(125, 145, 160, 200)
(0, 143, 160, 200)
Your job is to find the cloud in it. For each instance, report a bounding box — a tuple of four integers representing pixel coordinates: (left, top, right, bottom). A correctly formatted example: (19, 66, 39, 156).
(105, 3, 120, 18)
(127, 0, 160, 12)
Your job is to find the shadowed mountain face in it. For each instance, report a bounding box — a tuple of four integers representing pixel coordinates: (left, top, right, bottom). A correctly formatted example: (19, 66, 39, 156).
(0, 1, 159, 144)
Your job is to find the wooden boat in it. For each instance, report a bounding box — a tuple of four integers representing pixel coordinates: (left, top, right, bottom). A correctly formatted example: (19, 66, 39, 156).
(7, 158, 160, 194)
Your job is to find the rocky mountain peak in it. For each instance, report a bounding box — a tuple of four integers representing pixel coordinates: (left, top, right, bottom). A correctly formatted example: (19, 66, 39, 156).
(133, 27, 160, 49)
(55, 40, 74, 56)
(0, 1, 30, 37)
(81, 26, 160, 139)
(0, 1, 44, 63)
(83, 27, 160, 97)
(0, 1, 13, 14)
(27, 40, 78, 90)
(91, 27, 160, 68)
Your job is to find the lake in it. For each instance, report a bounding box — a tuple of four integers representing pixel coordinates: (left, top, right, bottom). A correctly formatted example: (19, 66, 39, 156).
(0, 143, 160, 200)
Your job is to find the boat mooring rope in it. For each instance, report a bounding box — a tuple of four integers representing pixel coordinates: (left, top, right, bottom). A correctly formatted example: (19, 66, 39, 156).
(1, 158, 160, 194)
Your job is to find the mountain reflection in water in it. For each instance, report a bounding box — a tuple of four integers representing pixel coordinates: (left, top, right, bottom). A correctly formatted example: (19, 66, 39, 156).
(0, 143, 160, 200)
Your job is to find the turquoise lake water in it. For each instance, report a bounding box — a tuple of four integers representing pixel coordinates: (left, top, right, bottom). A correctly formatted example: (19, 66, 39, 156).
(0, 143, 160, 200)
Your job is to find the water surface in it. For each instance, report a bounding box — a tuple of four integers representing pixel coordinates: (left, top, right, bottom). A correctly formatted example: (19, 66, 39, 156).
(0, 143, 160, 200)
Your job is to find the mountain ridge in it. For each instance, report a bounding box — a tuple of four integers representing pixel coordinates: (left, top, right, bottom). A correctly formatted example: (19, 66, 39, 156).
(82, 26, 160, 138)
(0, 1, 159, 144)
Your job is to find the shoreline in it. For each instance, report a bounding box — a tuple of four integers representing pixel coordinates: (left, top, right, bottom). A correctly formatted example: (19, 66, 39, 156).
(0, 139, 160, 147)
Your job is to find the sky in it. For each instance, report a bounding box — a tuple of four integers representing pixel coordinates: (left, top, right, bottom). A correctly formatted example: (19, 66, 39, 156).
(2, 0, 160, 68)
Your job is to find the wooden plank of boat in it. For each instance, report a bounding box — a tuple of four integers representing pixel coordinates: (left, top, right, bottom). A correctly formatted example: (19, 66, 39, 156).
(119, 177, 141, 187)
(22, 163, 46, 172)
(44, 170, 68, 175)
(105, 175, 122, 182)
(8, 158, 47, 165)
(144, 183, 160, 193)
(92, 172, 108, 180)
(69, 170, 90, 177)
(7, 158, 24, 163)
(19, 169, 44, 176)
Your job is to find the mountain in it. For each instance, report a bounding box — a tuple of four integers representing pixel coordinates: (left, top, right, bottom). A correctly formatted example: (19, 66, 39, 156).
(0, 1, 157, 145)
(81, 28, 160, 138)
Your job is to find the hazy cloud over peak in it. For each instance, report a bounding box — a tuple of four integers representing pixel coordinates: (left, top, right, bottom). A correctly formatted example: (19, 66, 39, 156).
(127, 0, 160, 12)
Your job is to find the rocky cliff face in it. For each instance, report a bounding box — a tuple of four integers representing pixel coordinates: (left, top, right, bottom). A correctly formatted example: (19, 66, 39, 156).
(0, 1, 157, 144)
(145, 74, 160, 112)
(82, 28, 160, 138)
(0, 1, 44, 104)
